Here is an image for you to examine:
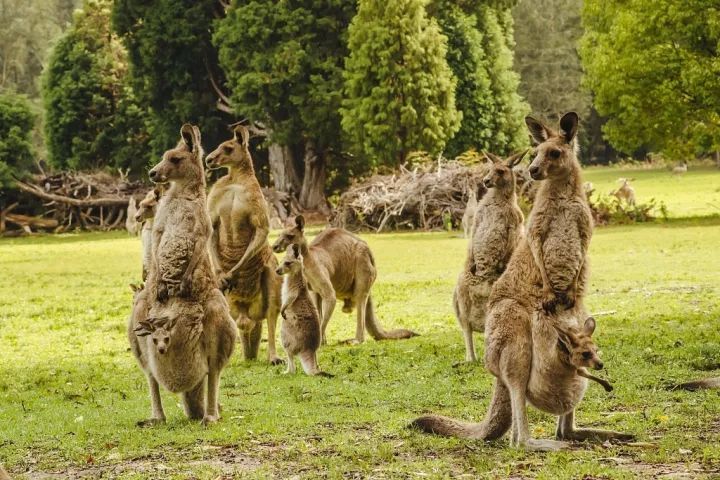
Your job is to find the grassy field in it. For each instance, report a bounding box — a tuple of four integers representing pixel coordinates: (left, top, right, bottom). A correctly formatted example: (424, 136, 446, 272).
(582, 165, 720, 218)
(1, 209, 719, 478)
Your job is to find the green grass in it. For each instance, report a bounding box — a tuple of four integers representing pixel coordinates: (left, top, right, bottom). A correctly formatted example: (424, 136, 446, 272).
(582, 165, 720, 218)
(1, 217, 720, 478)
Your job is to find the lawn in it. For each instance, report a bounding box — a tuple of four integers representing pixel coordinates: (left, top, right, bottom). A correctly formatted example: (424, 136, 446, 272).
(582, 165, 720, 218)
(1, 213, 719, 478)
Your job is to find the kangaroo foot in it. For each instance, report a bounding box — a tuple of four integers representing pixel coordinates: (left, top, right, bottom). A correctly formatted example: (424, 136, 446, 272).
(201, 414, 220, 427)
(342, 299, 353, 313)
(341, 338, 363, 346)
(520, 438, 570, 451)
(136, 417, 165, 428)
(269, 356, 285, 366)
(559, 428, 635, 443)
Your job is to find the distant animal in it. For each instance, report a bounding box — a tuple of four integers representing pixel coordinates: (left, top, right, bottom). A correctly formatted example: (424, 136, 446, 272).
(672, 161, 688, 175)
(582, 181, 595, 200)
(272, 215, 417, 345)
(514, 164, 538, 204)
(129, 294, 236, 426)
(205, 124, 283, 364)
(412, 112, 633, 450)
(135, 188, 162, 281)
(612, 178, 635, 205)
(125, 197, 139, 235)
(453, 149, 527, 361)
(276, 243, 332, 377)
(554, 316, 613, 392)
(461, 187, 478, 238)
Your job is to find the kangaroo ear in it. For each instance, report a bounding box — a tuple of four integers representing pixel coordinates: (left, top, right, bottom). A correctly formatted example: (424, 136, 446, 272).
(583, 316, 596, 336)
(482, 150, 502, 164)
(295, 215, 305, 231)
(559, 112, 579, 143)
(525, 116, 552, 145)
(233, 125, 249, 147)
(552, 324, 575, 350)
(134, 321, 154, 337)
(507, 149, 529, 168)
(180, 124, 195, 150)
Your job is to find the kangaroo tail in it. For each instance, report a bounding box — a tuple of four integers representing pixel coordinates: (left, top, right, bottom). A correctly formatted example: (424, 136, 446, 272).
(410, 379, 511, 440)
(364, 296, 418, 340)
(674, 377, 720, 391)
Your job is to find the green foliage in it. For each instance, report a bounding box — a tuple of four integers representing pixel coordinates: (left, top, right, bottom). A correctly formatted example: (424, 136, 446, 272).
(112, 0, 229, 155)
(341, 0, 461, 166)
(431, 2, 528, 157)
(42, 0, 150, 172)
(0, 93, 35, 188)
(581, 0, 720, 159)
(214, 0, 355, 152)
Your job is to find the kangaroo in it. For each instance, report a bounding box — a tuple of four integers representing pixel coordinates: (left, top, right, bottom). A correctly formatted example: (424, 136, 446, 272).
(134, 187, 162, 281)
(454, 150, 527, 361)
(128, 294, 236, 426)
(272, 216, 417, 345)
(672, 161, 688, 175)
(275, 244, 332, 377)
(675, 377, 720, 391)
(461, 187, 478, 239)
(205, 125, 282, 364)
(612, 178, 636, 206)
(126, 197, 139, 235)
(412, 113, 633, 450)
(147, 124, 216, 302)
(554, 316, 613, 392)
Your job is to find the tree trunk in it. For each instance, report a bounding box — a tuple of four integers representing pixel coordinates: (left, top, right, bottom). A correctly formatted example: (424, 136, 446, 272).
(268, 143, 302, 194)
(299, 139, 329, 213)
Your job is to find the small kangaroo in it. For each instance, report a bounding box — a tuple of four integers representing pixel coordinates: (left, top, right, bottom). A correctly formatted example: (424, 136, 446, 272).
(612, 178, 636, 206)
(272, 216, 417, 345)
(205, 125, 282, 364)
(147, 124, 216, 302)
(128, 294, 236, 426)
(126, 197, 139, 235)
(275, 244, 332, 377)
(454, 150, 527, 361)
(554, 316, 613, 392)
(134, 187, 162, 281)
(412, 113, 632, 450)
(461, 187, 478, 239)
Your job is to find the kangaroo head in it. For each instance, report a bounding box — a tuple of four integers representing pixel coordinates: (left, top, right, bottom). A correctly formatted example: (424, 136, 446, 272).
(205, 124, 253, 171)
(135, 187, 162, 223)
(149, 124, 204, 185)
(526, 112, 579, 181)
(482, 149, 529, 190)
(272, 215, 306, 253)
(135, 316, 177, 355)
(275, 243, 303, 276)
(553, 317, 604, 370)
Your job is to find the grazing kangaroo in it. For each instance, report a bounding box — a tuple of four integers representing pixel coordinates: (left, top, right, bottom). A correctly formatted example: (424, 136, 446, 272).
(412, 113, 633, 450)
(272, 216, 417, 345)
(461, 187, 478, 239)
(147, 124, 216, 302)
(276, 244, 332, 377)
(135, 187, 162, 281)
(205, 125, 282, 364)
(454, 150, 527, 361)
(129, 294, 236, 426)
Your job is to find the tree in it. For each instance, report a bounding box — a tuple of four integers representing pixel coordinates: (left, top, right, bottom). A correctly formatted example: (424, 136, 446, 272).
(581, 0, 720, 159)
(43, 0, 150, 172)
(430, 1, 527, 157)
(213, 0, 357, 210)
(341, 0, 461, 166)
(112, 0, 230, 157)
(0, 92, 35, 189)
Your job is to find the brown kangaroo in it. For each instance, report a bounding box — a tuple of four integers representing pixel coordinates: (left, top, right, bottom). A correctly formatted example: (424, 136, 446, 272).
(272, 216, 418, 345)
(554, 316, 613, 393)
(412, 113, 633, 450)
(205, 125, 282, 364)
(134, 187, 162, 281)
(454, 150, 527, 361)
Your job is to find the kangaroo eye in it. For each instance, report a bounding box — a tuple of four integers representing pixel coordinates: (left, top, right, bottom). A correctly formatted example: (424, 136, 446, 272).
(223, 145, 233, 154)
(153, 338, 158, 344)
(164, 337, 169, 343)
(582, 351, 592, 359)
(170, 157, 181, 165)
(549, 150, 561, 159)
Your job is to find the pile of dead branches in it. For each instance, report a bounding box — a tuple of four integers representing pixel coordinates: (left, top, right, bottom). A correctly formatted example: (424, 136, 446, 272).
(331, 160, 489, 232)
(4, 171, 149, 235)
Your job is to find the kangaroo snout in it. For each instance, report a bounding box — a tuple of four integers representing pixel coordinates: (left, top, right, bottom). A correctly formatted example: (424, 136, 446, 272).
(483, 178, 492, 188)
(528, 165, 542, 180)
(275, 267, 283, 276)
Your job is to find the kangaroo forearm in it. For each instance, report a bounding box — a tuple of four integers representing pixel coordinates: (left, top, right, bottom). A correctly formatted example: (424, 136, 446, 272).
(228, 227, 268, 275)
(183, 239, 204, 280)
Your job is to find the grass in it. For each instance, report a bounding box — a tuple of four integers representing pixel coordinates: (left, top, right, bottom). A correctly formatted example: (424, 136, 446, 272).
(1, 214, 720, 478)
(582, 165, 720, 218)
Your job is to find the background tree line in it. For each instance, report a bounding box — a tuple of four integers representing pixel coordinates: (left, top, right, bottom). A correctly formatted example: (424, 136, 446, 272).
(1, 0, 718, 206)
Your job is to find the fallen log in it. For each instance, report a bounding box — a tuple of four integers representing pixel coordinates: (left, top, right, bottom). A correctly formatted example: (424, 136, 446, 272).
(15, 180, 130, 208)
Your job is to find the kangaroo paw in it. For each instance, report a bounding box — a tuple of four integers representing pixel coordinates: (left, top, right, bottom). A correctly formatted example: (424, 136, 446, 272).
(136, 417, 165, 428)
(522, 438, 571, 451)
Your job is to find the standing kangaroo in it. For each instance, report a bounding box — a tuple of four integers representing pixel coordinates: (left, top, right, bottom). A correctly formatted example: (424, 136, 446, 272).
(129, 124, 237, 426)
(454, 150, 527, 361)
(412, 113, 633, 450)
(134, 187, 162, 281)
(205, 125, 283, 364)
(272, 216, 417, 345)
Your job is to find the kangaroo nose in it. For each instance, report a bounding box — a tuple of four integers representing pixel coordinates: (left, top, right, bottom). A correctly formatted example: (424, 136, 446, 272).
(595, 361, 604, 370)
(529, 166, 540, 177)
(483, 178, 492, 188)
(149, 170, 158, 180)
(275, 268, 283, 276)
